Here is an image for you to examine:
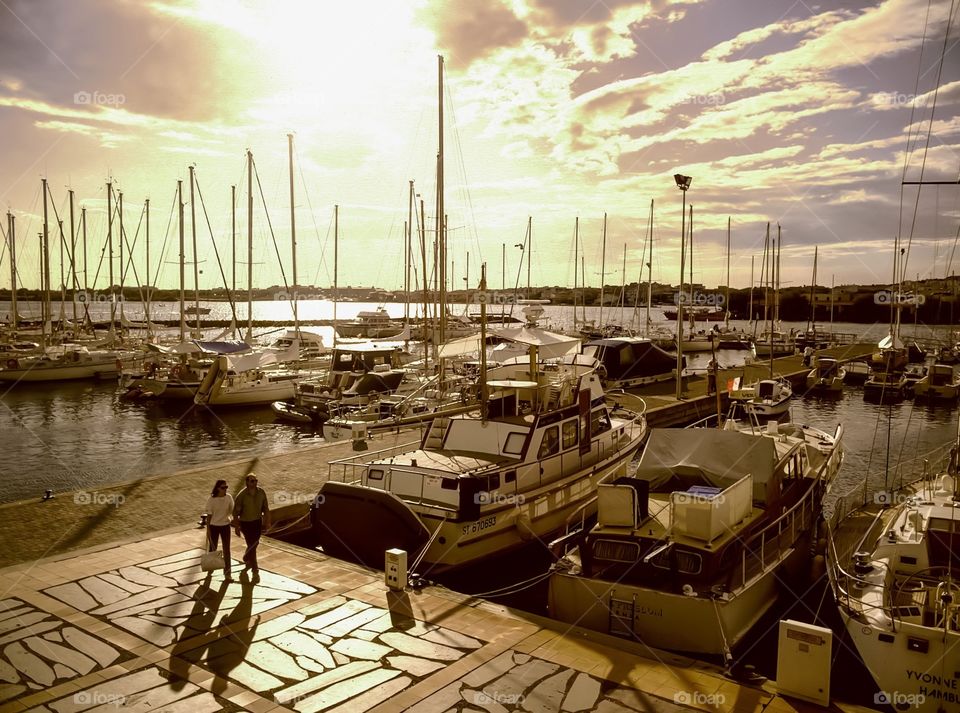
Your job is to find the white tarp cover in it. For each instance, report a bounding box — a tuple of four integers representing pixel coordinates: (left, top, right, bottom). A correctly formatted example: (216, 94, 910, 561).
(489, 326, 580, 359)
(437, 334, 482, 359)
(225, 351, 275, 372)
(633, 428, 778, 506)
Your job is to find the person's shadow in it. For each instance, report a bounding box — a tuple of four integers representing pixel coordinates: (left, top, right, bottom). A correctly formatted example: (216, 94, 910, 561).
(168, 571, 230, 691)
(203, 570, 260, 696)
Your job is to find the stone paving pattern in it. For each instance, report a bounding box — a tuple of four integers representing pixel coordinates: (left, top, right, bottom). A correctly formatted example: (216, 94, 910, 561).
(0, 528, 870, 713)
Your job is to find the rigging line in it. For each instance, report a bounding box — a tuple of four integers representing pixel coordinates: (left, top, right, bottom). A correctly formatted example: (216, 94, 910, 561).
(120, 203, 146, 302)
(251, 156, 291, 292)
(945, 165, 960, 278)
(154, 188, 178, 292)
(193, 174, 241, 328)
(293, 142, 331, 282)
(445, 82, 483, 262)
(310, 211, 333, 288)
(901, 0, 956, 282)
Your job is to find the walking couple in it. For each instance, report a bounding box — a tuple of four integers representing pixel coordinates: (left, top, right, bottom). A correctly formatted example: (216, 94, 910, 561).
(204, 474, 271, 582)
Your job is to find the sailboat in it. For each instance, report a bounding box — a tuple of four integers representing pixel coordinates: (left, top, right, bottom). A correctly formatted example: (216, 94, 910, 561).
(196, 137, 325, 408)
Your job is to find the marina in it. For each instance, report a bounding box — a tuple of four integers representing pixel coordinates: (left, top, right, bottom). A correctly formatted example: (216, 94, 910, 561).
(2, 0, 960, 710)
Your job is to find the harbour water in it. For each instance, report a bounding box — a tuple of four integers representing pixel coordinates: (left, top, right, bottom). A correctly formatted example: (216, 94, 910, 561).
(1, 300, 957, 505)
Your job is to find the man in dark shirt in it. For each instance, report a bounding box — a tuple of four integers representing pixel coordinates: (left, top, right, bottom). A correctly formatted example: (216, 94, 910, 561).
(232, 474, 270, 580)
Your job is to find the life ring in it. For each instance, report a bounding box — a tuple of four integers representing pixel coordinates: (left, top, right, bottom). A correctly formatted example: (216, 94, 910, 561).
(6, 359, 18, 369)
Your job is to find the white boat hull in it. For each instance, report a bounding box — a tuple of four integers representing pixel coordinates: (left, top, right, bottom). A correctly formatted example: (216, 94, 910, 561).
(0, 358, 120, 382)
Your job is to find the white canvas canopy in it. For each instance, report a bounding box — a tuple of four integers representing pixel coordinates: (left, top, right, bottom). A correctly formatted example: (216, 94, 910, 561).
(490, 326, 581, 359)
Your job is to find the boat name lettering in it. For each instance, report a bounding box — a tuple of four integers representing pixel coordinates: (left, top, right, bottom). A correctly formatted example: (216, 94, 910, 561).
(919, 688, 960, 702)
(635, 606, 663, 618)
(463, 516, 496, 536)
(908, 670, 958, 689)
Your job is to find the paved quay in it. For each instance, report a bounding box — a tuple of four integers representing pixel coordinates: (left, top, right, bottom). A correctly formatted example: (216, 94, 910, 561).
(0, 528, 873, 713)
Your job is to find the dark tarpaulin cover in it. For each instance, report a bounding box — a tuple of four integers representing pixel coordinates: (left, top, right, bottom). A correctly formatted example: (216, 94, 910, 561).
(633, 428, 778, 506)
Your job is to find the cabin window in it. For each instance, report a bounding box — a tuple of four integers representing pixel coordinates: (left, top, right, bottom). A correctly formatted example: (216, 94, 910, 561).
(504, 470, 516, 483)
(503, 432, 525, 455)
(488, 474, 500, 490)
(590, 410, 612, 435)
(594, 539, 640, 563)
(619, 347, 632, 368)
(538, 426, 560, 458)
(440, 478, 458, 490)
(368, 468, 385, 481)
(649, 548, 702, 575)
(562, 420, 579, 449)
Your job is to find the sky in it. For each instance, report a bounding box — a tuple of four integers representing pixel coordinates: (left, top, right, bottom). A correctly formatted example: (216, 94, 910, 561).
(0, 0, 958, 296)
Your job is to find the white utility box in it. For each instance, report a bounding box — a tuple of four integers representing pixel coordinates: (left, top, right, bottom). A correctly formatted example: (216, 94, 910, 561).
(385, 548, 407, 591)
(776, 619, 831, 706)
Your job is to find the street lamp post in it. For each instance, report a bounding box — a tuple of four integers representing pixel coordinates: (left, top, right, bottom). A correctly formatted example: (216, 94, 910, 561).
(674, 174, 692, 400)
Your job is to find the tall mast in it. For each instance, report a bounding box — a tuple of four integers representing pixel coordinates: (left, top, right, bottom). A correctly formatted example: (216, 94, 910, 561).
(526, 216, 532, 292)
(189, 166, 200, 337)
(288, 133, 299, 339)
(118, 191, 125, 322)
(145, 197, 151, 336)
(775, 224, 781, 325)
(107, 181, 115, 340)
(646, 200, 654, 331)
(436, 54, 446, 344)
(573, 217, 578, 329)
(230, 185, 236, 338)
(333, 203, 339, 348)
(81, 207, 89, 332)
(178, 179, 185, 342)
(69, 192, 77, 329)
(769, 224, 775, 377)
(808, 245, 818, 332)
(419, 198, 429, 370)
(246, 151, 253, 341)
(830, 274, 835, 331)
(599, 212, 607, 328)
(748, 255, 754, 328)
(6, 212, 16, 333)
(58, 219, 65, 326)
(725, 216, 731, 329)
(761, 224, 769, 343)
(406, 180, 413, 324)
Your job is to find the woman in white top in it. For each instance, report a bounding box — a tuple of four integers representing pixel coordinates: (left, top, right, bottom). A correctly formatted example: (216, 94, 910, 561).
(205, 479, 235, 579)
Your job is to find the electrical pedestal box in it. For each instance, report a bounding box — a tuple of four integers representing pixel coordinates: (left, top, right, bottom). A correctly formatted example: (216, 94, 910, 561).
(385, 548, 407, 591)
(777, 619, 832, 706)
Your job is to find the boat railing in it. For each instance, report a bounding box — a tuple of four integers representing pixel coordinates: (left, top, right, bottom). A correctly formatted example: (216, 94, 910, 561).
(326, 440, 421, 484)
(729, 451, 839, 592)
(824, 514, 900, 624)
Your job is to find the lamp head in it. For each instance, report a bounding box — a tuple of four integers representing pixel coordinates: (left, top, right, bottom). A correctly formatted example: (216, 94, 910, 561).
(674, 174, 692, 191)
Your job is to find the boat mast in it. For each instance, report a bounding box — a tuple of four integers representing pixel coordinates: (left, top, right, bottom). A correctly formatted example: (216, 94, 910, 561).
(676, 193, 687, 400)
(288, 133, 299, 346)
(646, 200, 653, 332)
(406, 180, 413, 325)
(6, 212, 15, 333)
(230, 185, 236, 339)
(808, 245, 818, 333)
(479, 263, 488, 421)
(246, 151, 253, 342)
(118, 190, 125, 324)
(573, 216, 578, 330)
(419, 197, 429, 371)
(830, 274, 835, 332)
(526, 216, 532, 293)
(81, 206, 89, 332)
(145, 197, 151, 338)
(57, 220, 65, 329)
(189, 166, 200, 338)
(748, 255, 754, 329)
(107, 181, 115, 342)
(436, 54, 446, 345)
(769, 224, 776, 378)
(69, 191, 76, 330)
(177, 179, 185, 342)
(333, 204, 339, 349)
(599, 212, 607, 329)
(725, 217, 731, 330)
